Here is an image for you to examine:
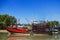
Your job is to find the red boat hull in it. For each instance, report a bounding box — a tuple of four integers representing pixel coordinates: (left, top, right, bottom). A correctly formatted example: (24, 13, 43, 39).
(6, 27, 27, 33)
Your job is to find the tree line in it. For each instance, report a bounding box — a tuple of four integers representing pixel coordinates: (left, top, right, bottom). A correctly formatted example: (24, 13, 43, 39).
(0, 14, 16, 29)
(0, 14, 60, 30)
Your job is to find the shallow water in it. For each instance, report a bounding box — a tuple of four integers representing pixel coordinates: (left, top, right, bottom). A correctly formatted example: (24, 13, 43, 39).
(0, 33, 60, 40)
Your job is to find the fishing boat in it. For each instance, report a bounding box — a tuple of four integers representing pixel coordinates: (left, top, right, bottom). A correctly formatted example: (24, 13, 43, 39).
(6, 24, 27, 33)
(6, 27, 27, 33)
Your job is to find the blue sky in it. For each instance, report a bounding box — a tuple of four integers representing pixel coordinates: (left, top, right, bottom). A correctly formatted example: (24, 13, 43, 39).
(0, 0, 60, 23)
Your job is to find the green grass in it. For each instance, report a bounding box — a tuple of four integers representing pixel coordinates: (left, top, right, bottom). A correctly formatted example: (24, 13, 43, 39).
(0, 33, 8, 40)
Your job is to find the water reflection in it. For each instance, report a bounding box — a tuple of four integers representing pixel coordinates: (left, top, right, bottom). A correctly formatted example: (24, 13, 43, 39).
(7, 35, 60, 40)
(0, 33, 60, 40)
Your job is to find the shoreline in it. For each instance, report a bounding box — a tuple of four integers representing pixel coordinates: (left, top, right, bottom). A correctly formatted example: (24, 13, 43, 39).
(12, 33, 50, 36)
(0, 30, 51, 36)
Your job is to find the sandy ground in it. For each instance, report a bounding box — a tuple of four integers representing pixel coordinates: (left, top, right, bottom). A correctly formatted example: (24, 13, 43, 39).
(0, 30, 8, 33)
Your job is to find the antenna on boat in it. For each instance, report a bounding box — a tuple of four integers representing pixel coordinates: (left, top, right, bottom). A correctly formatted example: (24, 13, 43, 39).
(15, 19, 17, 28)
(25, 18, 30, 24)
(18, 19, 20, 24)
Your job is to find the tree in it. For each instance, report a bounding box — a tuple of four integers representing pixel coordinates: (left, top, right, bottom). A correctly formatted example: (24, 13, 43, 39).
(49, 21, 59, 27)
(0, 14, 16, 29)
